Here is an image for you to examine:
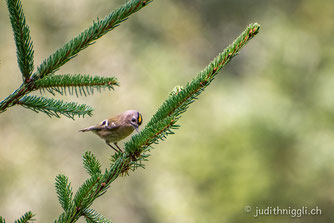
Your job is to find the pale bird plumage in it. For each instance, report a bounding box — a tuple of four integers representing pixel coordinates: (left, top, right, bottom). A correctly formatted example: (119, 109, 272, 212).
(79, 110, 142, 152)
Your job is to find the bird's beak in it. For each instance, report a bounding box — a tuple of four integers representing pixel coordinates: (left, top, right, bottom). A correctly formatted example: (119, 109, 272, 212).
(131, 123, 139, 132)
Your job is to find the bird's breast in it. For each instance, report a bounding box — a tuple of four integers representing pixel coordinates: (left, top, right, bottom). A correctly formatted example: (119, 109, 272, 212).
(96, 125, 134, 143)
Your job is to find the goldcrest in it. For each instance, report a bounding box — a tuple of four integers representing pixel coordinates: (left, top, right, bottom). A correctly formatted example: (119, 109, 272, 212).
(79, 110, 142, 152)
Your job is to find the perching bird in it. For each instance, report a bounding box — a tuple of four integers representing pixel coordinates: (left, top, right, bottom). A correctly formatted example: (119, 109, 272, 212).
(79, 110, 142, 152)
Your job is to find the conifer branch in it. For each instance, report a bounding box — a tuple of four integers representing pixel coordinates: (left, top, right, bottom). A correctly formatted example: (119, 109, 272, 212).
(34, 74, 119, 97)
(146, 23, 260, 128)
(83, 152, 102, 177)
(32, 0, 151, 80)
(83, 209, 112, 223)
(55, 175, 74, 211)
(1, 0, 151, 118)
(19, 95, 93, 119)
(125, 115, 179, 154)
(14, 211, 35, 223)
(6, 0, 34, 81)
(73, 175, 101, 208)
(128, 23, 260, 155)
(53, 23, 260, 223)
(54, 153, 126, 223)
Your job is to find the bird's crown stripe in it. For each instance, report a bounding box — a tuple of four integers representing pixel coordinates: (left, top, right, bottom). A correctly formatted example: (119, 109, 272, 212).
(138, 112, 142, 124)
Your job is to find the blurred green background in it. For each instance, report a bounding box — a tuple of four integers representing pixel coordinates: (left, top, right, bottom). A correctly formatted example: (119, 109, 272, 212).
(1, 0, 333, 222)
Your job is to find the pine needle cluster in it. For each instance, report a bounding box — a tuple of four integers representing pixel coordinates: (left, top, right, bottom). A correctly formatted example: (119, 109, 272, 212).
(0, 211, 35, 223)
(1, 0, 150, 119)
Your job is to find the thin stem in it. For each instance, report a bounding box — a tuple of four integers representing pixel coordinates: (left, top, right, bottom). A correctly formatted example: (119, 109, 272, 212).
(0, 83, 32, 113)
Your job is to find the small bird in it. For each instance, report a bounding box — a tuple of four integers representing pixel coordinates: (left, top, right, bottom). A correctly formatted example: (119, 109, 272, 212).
(79, 110, 142, 152)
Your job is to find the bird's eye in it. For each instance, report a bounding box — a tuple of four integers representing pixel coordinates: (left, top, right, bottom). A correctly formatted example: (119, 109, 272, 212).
(131, 118, 136, 123)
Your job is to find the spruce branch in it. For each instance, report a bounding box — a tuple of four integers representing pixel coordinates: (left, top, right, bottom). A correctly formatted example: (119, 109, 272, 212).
(14, 211, 35, 223)
(34, 74, 119, 97)
(53, 152, 133, 223)
(83, 152, 102, 177)
(125, 115, 179, 154)
(53, 175, 102, 223)
(73, 175, 101, 208)
(129, 23, 261, 155)
(83, 209, 112, 223)
(6, 0, 34, 81)
(54, 23, 260, 223)
(146, 23, 260, 128)
(55, 174, 74, 211)
(32, 0, 151, 80)
(19, 95, 93, 119)
(54, 212, 72, 223)
(1, 0, 151, 118)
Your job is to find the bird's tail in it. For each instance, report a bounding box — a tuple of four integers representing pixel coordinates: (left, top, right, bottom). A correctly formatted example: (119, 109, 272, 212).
(79, 129, 88, 132)
(79, 126, 97, 132)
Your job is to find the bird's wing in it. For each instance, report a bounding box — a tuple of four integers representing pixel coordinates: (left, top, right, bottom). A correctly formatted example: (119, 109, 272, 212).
(105, 118, 121, 130)
(79, 118, 120, 132)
